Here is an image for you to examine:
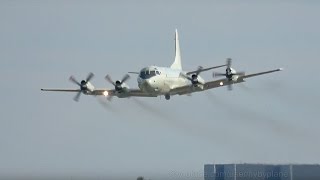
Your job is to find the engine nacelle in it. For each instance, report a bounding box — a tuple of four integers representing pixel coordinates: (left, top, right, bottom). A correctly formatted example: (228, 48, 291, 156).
(85, 82, 95, 92)
(231, 75, 239, 81)
(226, 67, 238, 81)
(191, 74, 205, 85)
(115, 82, 129, 93)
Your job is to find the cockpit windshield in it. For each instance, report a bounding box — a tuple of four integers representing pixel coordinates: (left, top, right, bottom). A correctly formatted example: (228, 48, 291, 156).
(139, 70, 159, 79)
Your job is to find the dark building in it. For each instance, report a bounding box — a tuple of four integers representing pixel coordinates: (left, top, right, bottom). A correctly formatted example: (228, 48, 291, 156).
(204, 164, 320, 180)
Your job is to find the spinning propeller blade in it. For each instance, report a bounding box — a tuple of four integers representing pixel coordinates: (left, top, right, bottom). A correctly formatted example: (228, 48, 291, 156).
(69, 72, 94, 102)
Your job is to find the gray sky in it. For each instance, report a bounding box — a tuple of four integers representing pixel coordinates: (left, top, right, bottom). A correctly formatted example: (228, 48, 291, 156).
(0, 1, 319, 179)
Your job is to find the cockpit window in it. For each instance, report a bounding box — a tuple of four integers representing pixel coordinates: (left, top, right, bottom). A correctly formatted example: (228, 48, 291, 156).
(140, 71, 146, 79)
(156, 71, 160, 75)
(140, 70, 157, 79)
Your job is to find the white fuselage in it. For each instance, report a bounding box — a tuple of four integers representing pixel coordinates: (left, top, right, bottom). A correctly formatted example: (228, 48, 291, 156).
(137, 66, 204, 95)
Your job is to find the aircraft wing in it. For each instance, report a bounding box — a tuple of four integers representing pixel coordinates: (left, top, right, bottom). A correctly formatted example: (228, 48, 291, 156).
(41, 89, 81, 92)
(99, 89, 157, 97)
(169, 78, 241, 96)
(41, 88, 156, 97)
(186, 64, 226, 75)
(171, 68, 283, 95)
(240, 68, 283, 79)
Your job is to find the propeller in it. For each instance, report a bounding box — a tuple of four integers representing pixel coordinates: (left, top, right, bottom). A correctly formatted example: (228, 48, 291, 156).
(104, 74, 130, 101)
(213, 58, 233, 78)
(105, 74, 130, 92)
(194, 66, 204, 76)
(212, 58, 244, 91)
(180, 66, 204, 85)
(69, 72, 94, 102)
(226, 57, 232, 68)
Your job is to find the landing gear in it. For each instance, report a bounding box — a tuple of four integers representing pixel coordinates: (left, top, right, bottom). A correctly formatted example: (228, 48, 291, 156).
(165, 94, 170, 100)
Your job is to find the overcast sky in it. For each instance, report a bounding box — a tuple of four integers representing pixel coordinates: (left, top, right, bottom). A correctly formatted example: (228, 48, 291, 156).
(0, 1, 319, 179)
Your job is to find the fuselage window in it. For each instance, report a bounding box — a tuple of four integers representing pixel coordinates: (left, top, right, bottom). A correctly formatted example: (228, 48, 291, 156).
(156, 71, 160, 75)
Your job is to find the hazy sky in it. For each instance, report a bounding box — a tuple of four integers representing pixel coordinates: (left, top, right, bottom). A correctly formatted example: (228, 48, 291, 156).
(0, 1, 319, 179)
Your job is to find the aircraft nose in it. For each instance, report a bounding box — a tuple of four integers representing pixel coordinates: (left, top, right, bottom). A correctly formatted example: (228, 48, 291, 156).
(138, 78, 148, 87)
(138, 78, 153, 90)
(145, 79, 155, 87)
(139, 78, 147, 85)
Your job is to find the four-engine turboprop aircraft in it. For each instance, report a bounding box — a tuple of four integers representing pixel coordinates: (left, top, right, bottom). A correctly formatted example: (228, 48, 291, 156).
(41, 29, 283, 101)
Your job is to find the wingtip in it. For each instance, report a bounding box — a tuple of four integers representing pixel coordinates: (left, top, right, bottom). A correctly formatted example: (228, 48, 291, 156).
(279, 68, 284, 71)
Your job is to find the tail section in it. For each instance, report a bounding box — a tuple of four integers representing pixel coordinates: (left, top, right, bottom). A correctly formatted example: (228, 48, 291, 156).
(170, 29, 182, 70)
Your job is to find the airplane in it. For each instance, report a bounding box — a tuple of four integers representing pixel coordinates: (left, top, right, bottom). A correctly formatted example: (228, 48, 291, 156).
(41, 29, 283, 101)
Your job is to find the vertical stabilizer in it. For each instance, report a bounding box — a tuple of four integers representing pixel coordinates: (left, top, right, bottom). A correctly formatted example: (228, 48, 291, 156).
(170, 29, 182, 70)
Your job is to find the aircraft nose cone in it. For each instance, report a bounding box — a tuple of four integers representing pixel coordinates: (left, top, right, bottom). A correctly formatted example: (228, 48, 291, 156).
(145, 79, 156, 87)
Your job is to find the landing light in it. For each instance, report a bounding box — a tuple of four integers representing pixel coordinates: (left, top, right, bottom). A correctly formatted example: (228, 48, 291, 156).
(220, 82, 224, 86)
(103, 91, 109, 96)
